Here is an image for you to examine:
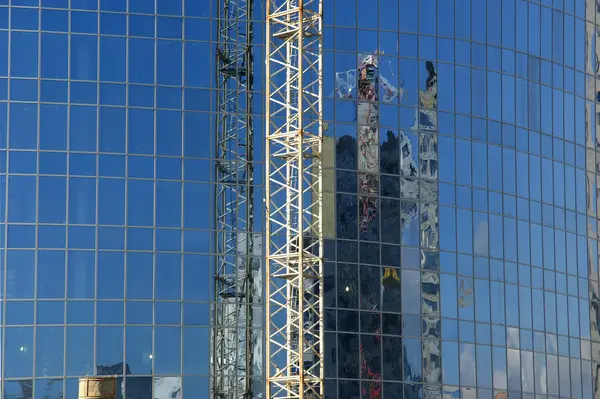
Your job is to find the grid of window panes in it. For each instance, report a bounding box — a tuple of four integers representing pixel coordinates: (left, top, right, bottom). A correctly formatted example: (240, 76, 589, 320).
(322, 0, 600, 398)
(0, 1, 263, 398)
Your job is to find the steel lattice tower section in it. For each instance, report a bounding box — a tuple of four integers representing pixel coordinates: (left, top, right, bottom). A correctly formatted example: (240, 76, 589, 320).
(212, 0, 256, 397)
(265, 0, 324, 398)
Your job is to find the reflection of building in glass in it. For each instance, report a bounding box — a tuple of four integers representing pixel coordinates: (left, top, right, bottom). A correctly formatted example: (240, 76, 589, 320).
(329, 54, 440, 398)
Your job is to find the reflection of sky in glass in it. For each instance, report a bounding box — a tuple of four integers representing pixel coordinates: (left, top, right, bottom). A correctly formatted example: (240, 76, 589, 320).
(0, 0, 596, 397)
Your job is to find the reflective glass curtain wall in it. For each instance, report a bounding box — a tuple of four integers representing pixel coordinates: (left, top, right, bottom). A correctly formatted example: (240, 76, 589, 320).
(325, 0, 600, 398)
(3, 0, 600, 398)
(0, 0, 228, 398)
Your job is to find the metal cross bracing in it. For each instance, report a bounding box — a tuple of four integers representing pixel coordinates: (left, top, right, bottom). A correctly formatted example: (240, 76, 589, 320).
(212, 0, 257, 398)
(265, 0, 324, 398)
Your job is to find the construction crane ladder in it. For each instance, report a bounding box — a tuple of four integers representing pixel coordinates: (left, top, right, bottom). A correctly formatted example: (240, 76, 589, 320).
(265, 0, 324, 398)
(212, 0, 255, 398)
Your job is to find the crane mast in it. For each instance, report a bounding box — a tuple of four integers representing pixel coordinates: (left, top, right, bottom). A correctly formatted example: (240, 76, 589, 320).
(265, 0, 324, 398)
(212, 0, 256, 397)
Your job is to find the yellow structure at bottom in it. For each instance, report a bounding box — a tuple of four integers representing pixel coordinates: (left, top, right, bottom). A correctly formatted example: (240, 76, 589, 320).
(78, 377, 117, 399)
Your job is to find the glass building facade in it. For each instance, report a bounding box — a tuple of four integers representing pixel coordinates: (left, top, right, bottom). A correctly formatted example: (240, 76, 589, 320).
(1, 0, 600, 399)
(324, 0, 600, 397)
(0, 1, 221, 398)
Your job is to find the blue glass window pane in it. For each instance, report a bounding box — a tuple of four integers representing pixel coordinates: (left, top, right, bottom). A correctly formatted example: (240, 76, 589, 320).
(184, 2, 209, 17)
(183, 182, 210, 229)
(156, 40, 182, 85)
(155, 253, 181, 300)
(100, 0, 126, 12)
(70, 35, 97, 81)
(156, 110, 181, 155)
(11, 32, 38, 78)
(155, 302, 180, 325)
(157, 0, 182, 16)
(127, 156, 154, 179)
(99, 154, 125, 177)
(0, 32, 6, 77)
(98, 226, 125, 250)
(156, 157, 182, 180)
(9, 79, 36, 102)
(184, 88, 209, 111)
(184, 42, 210, 87)
(99, 106, 126, 152)
(126, 252, 153, 299)
(130, 0, 154, 13)
(183, 112, 210, 158)
(37, 250, 66, 299)
(183, 302, 209, 326)
(7, 224, 35, 249)
(70, 81, 97, 104)
(71, 11, 98, 34)
(126, 326, 152, 374)
(4, 380, 34, 399)
(69, 105, 97, 151)
(5, 327, 33, 377)
(68, 177, 96, 224)
(184, 18, 209, 41)
(155, 228, 181, 252)
(40, 79, 68, 103)
(0, 102, 6, 148)
(100, 36, 126, 82)
(6, 301, 34, 325)
(100, 83, 126, 105)
(9, 103, 37, 150)
(66, 326, 94, 375)
(155, 327, 181, 374)
(69, 153, 96, 176)
(100, 12, 126, 35)
(0, 6, 8, 29)
(12, 7, 39, 31)
(98, 178, 125, 225)
(37, 301, 65, 324)
(128, 108, 154, 154)
(183, 229, 210, 253)
(129, 38, 154, 84)
(128, 84, 154, 107)
(38, 225, 66, 249)
(8, 175, 36, 223)
(0, 77, 7, 100)
(42, 0, 68, 7)
(183, 327, 209, 374)
(67, 300, 94, 324)
(98, 252, 124, 299)
(183, 159, 209, 182)
(39, 152, 66, 176)
(157, 16, 182, 39)
(9, 151, 36, 174)
(126, 301, 152, 324)
(128, 180, 154, 226)
(35, 327, 64, 377)
(156, 86, 182, 109)
(35, 378, 64, 397)
(156, 181, 181, 228)
(41, 9, 68, 32)
(183, 377, 209, 398)
(127, 227, 153, 251)
(67, 251, 95, 299)
(129, 14, 155, 37)
(96, 326, 124, 367)
(73, 0, 98, 10)
(183, 254, 211, 301)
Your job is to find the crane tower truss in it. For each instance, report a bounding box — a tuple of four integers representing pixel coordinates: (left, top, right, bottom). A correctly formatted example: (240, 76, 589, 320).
(265, 0, 324, 398)
(212, 0, 256, 398)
